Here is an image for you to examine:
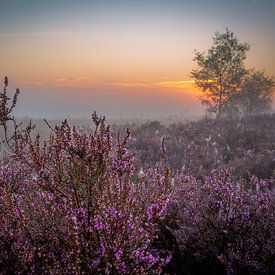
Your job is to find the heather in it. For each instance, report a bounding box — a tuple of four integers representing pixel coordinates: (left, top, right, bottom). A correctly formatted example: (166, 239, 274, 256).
(127, 114, 275, 180)
(1, 79, 274, 274)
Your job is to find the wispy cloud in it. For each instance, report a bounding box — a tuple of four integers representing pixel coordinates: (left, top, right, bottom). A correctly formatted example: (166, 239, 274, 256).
(34, 81, 46, 86)
(0, 32, 72, 37)
(15, 78, 208, 94)
(111, 80, 208, 96)
(55, 78, 68, 82)
(156, 80, 195, 89)
(75, 77, 89, 81)
(16, 77, 89, 87)
(112, 82, 154, 88)
(113, 80, 196, 90)
(55, 76, 91, 87)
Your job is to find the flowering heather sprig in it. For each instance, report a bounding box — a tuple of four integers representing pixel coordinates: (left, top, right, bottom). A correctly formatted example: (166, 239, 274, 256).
(0, 77, 21, 151)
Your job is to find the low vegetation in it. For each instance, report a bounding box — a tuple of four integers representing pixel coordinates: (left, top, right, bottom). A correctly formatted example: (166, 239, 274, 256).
(0, 77, 274, 274)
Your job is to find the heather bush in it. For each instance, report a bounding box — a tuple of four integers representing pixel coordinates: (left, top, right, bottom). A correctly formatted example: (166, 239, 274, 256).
(165, 170, 275, 274)
(128, 115, 275, 180)
(0, 78, 171, 274)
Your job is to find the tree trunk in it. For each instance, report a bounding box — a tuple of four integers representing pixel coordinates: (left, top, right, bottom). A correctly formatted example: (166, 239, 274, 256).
(217, 78, 223, 119)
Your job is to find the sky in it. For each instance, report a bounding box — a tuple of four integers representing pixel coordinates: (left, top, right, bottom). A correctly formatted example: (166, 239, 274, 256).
(0, 0, 274, 119)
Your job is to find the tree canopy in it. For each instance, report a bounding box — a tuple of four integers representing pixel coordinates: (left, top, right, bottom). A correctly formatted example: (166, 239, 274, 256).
(237, 70, 274, 115)
(191, 29, 274, 118)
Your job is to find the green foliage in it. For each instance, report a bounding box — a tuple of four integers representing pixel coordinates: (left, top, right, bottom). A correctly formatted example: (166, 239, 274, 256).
(237, 70, 274, 115)
(191, 29, 275, 118)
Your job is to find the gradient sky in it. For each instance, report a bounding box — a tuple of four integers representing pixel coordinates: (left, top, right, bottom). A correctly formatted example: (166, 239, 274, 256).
(1, 0, 274, 119)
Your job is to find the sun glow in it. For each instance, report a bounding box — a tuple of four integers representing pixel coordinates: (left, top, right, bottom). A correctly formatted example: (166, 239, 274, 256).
(112, 80, 203, 96)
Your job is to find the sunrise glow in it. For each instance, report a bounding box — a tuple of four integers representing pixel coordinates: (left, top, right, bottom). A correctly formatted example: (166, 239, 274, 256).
(0, 0, 274, 118)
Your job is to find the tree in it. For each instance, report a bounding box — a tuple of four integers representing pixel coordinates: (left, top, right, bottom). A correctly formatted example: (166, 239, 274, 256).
(237, 70, 274, 115)
(191, 29, 250, 118)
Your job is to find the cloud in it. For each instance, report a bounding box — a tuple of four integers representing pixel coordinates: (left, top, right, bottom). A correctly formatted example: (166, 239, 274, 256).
(34, 81, 45, 86)
(112, 82, 153, 88)
(111, 80, 207, 97)
(156, 80, 195, 89)
(112, 80, 196, 90)
(15, 76, 91, 88)
(0, 32, 72, 37)
(55, 76, 91, 87)
(55, 78, 67, 82)
(75, 77, 89, 81)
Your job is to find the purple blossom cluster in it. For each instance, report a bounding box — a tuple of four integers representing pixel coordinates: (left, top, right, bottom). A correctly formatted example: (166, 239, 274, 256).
(0, 78, 172, 274)
(128, 116, 275, 180)
(164, 170, 274, 274)
(0, 77, 274, 274)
